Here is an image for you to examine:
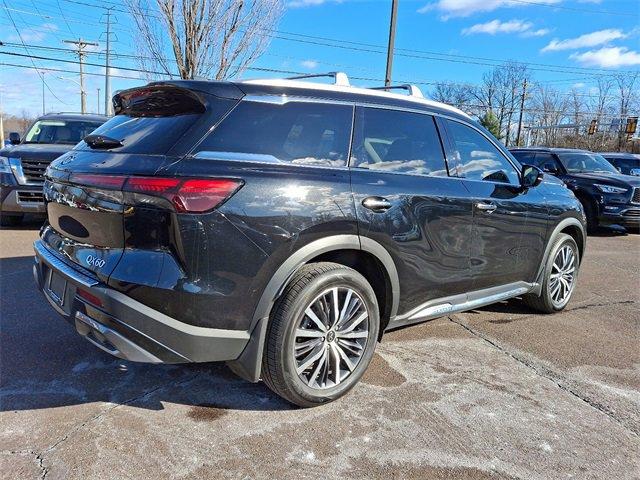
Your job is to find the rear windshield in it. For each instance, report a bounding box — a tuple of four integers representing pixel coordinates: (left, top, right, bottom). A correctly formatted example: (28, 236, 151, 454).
(24, 119, 104, 145)
(193, 100, 354, 167)
(74, 86, 230, 155)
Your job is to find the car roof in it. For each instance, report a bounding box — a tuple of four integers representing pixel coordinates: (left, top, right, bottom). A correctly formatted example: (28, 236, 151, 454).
(509, 147, 593, 154)
(37, 113, 109, 122)
(150, 78, 472, 123)
(599, 152, 640, 158)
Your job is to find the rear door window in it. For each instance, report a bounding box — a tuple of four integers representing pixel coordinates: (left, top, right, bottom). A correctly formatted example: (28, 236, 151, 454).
(350, 107, 448, 177)
(194, 100, 353, 167)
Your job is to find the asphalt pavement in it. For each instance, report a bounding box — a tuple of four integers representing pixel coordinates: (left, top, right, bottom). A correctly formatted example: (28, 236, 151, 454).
(1, 217, 638, 479)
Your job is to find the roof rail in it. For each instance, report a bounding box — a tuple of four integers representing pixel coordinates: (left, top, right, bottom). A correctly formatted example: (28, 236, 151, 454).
(286, 72, 351, 87)
(369, 84, 424, 99)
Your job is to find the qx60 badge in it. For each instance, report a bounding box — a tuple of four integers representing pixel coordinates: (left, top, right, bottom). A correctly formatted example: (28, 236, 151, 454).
(86, 255, 106, 268)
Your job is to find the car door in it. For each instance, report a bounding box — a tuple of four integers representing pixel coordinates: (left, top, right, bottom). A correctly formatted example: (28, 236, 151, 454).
(441, 119, 548, 291)
(349, 106, 475, 320)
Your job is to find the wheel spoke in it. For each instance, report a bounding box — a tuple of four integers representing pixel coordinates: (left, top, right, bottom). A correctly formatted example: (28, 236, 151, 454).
(334, 343, 356, 372)
(308, 348, 328, 387)
(305, 307, 328, 332)
(331, 288, 340, 328)
(296, 343, 325, 374)
(338, 330, 369, 339)
(331, 344, 341, 385)
(295, 338, 323, 357)
(338, 289, 353, 326)
(337, 311, 368, 334)
(295, 328, 325, 338)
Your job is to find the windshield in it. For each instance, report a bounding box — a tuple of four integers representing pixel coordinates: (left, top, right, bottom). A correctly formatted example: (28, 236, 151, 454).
(556, 152, 619, 174)
(24, 119, 104, 145)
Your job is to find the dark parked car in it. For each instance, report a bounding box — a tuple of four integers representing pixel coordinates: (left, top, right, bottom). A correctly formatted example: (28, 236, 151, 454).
(510, 147, 640, 232)
(601, 152, 640, 176)
(0, 113, 107, 226)
(34, 75, 586, 407)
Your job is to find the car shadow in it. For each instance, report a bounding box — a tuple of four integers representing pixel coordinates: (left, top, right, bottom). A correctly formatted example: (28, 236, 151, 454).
(0, 255, 292, 413)
(0, 214, 46, 231)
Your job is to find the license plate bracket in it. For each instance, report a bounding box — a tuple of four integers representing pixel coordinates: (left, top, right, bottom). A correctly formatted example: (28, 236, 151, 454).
(47, 270, 67, 307)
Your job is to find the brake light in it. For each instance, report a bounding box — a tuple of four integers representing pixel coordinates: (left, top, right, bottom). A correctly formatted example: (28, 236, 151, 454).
(68, 174, 242, 213)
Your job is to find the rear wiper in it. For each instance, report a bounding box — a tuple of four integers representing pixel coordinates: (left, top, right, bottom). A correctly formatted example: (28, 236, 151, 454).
(83, 134, 123, 149)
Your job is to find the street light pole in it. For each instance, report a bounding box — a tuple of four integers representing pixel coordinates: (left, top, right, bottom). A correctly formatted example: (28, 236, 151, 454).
(42, 75, 45, 114)
(97, 88, 101, 114)
(385, 0, 398, 87)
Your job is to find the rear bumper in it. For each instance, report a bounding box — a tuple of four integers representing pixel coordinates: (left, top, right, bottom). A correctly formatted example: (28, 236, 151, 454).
(33, 240, 250, 364)
(1, 184, 46, 214)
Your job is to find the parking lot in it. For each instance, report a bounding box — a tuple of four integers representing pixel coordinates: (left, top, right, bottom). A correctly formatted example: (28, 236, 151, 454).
(1, 219, 638, 479)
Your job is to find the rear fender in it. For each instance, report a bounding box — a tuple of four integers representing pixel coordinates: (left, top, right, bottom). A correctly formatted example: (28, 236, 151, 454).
(227, 234, 399, 382)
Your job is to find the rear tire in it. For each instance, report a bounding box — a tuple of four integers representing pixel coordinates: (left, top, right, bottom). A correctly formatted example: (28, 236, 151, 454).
(523, 233, 579, 313)
(262, 262, 380, 407)
(0, 214, 24, 227)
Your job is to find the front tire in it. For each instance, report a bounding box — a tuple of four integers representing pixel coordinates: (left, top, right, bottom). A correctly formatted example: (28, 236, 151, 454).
(262, 262, 380, 407)
(523, 233, 579, 313)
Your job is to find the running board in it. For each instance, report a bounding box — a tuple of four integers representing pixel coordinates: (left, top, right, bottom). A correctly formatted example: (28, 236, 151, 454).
(387, 282, 536, 331)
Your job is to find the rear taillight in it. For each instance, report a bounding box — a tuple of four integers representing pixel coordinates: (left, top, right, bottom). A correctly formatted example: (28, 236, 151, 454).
(68, 174, 243, 213)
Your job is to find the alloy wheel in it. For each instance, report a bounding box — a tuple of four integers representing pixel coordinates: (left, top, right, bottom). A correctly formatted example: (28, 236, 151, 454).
(549, 244, 576, 307)
(293, 287, 370, 390)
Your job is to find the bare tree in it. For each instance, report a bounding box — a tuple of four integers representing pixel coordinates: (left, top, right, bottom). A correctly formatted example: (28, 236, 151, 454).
(430, 82, 473, 111)
(128, 0, 284, 80)
(471, 63, 528, 144)
(528, 85, 569, 147)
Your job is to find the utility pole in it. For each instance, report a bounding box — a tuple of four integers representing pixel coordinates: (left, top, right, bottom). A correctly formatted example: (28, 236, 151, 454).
(515, 79, 528, 147)
(63, 38, 99, 114)
(384, 0, 398, 87)
(41, 74, 45, 114)
(101, 8, 116, 116)
(97, 88, 101, 114)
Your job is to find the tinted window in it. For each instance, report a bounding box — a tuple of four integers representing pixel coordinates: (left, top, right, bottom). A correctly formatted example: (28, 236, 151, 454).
(445, 120, 519, 184)
(195, 101, 353, 167)
(510, 150, 536, 165)
(556, 152, 618, 174)
(350, 107, 447, 176)
(533, 153, 561, 172)
(24, 120, 104, 145)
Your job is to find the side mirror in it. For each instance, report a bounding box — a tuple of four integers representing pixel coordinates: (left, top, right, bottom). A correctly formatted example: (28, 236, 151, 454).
(521, 164, 543, 188)
(9, 132, 20, 145)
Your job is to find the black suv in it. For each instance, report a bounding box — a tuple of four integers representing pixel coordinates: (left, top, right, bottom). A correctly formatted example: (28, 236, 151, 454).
(0, 113, 107, 226)
(34, 76, 586, 406)
(601, 152, 640, 177)
(510, 147, 640, 232)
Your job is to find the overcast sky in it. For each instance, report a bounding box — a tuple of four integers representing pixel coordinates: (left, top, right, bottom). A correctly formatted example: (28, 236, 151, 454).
(1, 0, 639, 117)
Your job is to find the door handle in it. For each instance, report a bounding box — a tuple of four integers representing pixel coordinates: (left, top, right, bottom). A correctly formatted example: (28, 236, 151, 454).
(362, 196, 392, 212)
(475, 202, 497, 213)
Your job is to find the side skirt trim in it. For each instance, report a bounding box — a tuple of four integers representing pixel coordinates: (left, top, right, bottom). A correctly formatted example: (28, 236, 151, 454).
(386, 281, 537, 331)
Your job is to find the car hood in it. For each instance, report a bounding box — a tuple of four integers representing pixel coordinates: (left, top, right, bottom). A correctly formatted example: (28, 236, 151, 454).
(0, 143, 74, 162)
(569, 172, 640, 188)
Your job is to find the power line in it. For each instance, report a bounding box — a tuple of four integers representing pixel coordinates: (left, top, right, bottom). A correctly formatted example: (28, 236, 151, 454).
(26, 0, 640, 76)
(1, 0, 68, 105)
(506, 0, 636, 16)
